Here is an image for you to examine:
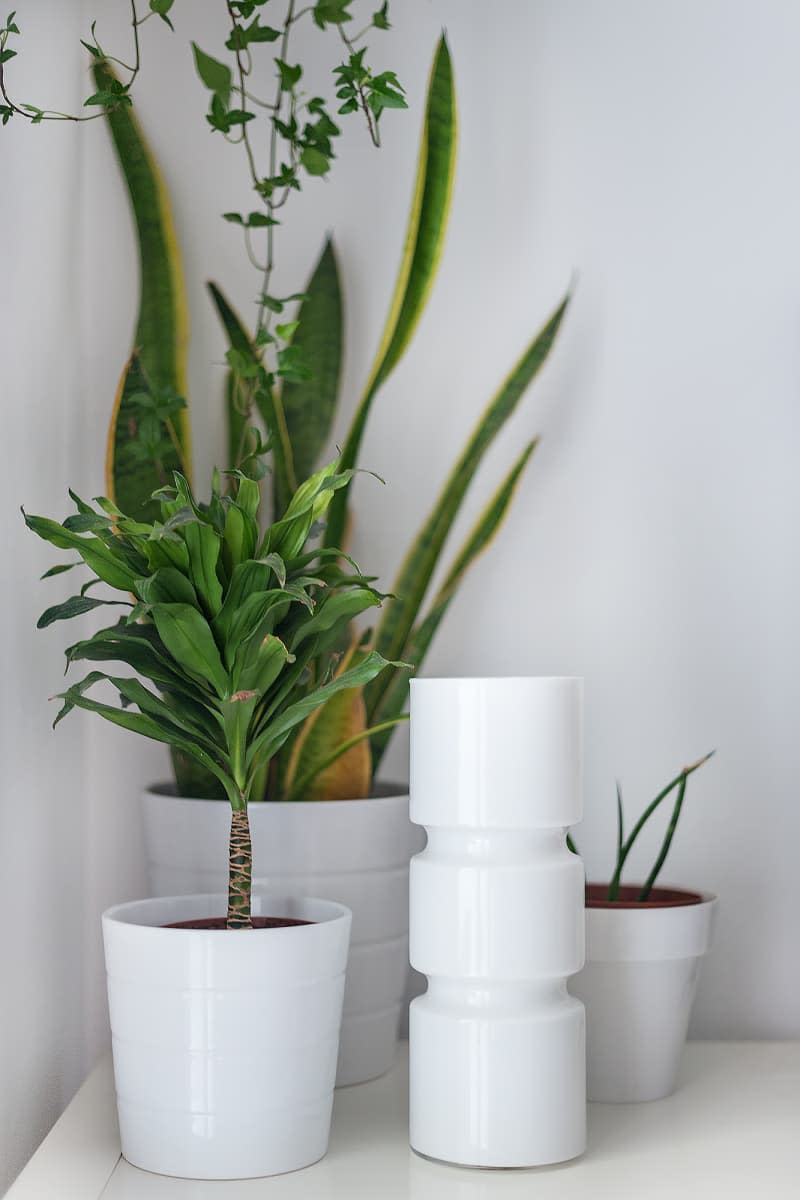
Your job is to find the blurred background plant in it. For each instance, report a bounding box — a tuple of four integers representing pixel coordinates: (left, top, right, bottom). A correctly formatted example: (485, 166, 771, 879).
(1, 3, 570, 802)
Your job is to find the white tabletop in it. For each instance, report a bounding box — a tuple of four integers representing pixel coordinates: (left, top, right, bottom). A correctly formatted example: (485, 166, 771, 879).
(8, 1042, 800, 1199)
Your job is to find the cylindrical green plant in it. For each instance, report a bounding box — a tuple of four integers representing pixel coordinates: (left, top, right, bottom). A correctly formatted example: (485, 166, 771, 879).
(25, 454, 399, 928)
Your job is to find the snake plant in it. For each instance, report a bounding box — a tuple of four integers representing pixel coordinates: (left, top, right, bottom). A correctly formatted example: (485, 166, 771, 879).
(24, 454, 397, 927)
(95, 35, 570, 801)
(570, 752, 716, 901)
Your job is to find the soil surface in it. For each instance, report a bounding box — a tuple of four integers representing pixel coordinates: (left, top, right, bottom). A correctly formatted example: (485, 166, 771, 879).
(163, 916, 314, 930)
(586, 883, 703, 909)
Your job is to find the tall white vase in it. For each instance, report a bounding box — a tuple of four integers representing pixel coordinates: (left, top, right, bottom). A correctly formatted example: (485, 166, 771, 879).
(409, 676, 586, 1169)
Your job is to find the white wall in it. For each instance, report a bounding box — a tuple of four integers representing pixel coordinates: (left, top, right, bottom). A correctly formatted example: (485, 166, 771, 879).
(2, 0, 799, 1185)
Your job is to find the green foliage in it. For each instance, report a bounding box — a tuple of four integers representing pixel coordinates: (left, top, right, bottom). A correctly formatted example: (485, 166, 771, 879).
(364, 294, 570, 739)
(25, 461, 397, 813)
(326, 34, 456, 551)
(7, 15, 572, 807)
(277, 238, 343, 499)
(570, 753, 716, 901)
(93, 59, 191, 519)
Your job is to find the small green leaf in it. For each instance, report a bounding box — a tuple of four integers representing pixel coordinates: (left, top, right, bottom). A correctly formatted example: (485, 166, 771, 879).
(40, 561, 83, 580)
(300, 145, 329, 176)
(275, 58, 302, 90)
(373, 2, 390, 29)
(192, 43, 232, 103)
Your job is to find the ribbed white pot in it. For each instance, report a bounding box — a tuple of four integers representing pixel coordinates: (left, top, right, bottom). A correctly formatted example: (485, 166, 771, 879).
(409, 677, 586, 1169)
(140, 785, 413, 1086)
(103, 894, 350, 1179)
(570, 887, 717, 1103)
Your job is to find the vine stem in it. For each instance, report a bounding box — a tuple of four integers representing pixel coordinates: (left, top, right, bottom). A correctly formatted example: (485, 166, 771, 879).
(258, 0, 297, 334)
(1, 0, 145, 123)
(338, 24, 380, 147)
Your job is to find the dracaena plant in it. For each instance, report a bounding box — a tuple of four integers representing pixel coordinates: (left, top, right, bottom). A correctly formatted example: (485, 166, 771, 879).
(569, 752, 716, 902)
(23, 454, 397, 928)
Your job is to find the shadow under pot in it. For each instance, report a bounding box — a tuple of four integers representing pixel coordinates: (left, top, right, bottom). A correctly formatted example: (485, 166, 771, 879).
(570, 885, 717, 1103)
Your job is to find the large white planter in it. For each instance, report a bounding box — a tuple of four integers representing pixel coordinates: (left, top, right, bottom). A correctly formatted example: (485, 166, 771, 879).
(141, 785, 413, 1086)
(571, 885, 717, 1103)
(409, 677, 586, 1168)
(102, 893, 351, 1179)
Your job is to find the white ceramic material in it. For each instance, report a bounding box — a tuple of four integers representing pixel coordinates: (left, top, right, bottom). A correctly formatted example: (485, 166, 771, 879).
(102, 893, 351, 1180)
(408, 676, 586, 1169)
(571, 889, 717, 1102)
(141, 785, 413, 1086)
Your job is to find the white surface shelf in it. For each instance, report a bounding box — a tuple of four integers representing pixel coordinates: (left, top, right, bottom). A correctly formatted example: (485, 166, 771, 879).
(7, 1043, 800, 1199)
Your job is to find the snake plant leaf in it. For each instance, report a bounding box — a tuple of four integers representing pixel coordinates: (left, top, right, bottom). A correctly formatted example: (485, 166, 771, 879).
(149, 603, 228, 697)
(207, 281, 296, 507)
(279, 236, 343, 485)
(368, 439, 538, 760)
(287, 714, 410, 802)
(325, 33, 457, 550)
(607, 751, 716, 900)
(226, 371, 259, 478)
(365, 292, 570, 721)
(280, 635, 370, 801)
(93, 62, 191, 518)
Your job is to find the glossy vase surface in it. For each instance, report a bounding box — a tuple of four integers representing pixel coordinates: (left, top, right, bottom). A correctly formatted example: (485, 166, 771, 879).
(409, 676, 586, 1168)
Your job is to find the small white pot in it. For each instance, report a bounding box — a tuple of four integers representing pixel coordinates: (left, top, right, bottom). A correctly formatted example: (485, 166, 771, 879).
(102, 893, 351, 1179)
(141, 784, 413, 1086)
(570, 885, 717, 1103)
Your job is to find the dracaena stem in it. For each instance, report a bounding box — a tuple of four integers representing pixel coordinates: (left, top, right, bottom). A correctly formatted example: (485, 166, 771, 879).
(227, 805, 253, 930)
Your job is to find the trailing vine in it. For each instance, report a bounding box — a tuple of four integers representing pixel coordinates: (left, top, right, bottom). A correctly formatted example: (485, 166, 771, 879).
(1, 0, 406, 477)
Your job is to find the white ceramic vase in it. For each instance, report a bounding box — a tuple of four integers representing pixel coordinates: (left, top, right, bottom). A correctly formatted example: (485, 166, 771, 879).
(571, 885, 717, 1102)
(102, 893, 351, 1179)
(409, 676, 586, 1168)
(141, 785, 412, 1086)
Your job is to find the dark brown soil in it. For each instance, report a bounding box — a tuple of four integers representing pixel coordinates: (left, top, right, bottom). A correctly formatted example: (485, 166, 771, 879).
(586, 883, 703, 909)
(163, 916, 314, 930)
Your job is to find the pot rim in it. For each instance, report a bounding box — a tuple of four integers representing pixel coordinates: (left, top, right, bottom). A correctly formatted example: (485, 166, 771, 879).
(585, 883, 716, 910)
(144, 780, 409, 807)
(102, 892, 352, 932)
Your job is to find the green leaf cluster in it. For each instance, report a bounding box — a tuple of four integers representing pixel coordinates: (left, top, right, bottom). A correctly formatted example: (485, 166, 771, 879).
(25, 462, 397, 811)
(204, 35, 571, 798)
(569, 753, 716, 901)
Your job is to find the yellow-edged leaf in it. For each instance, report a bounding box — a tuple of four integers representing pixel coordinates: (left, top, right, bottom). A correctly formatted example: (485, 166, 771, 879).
(95, 62, 191, 517)
(325, 34, 456, 549)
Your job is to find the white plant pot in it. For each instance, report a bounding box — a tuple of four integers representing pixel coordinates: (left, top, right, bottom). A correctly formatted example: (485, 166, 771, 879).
(570, 886, 717, 1103)
(409, 677, 586, 1168)
(102, 893, 351, 1179)
(141, 784, 413, 1086)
